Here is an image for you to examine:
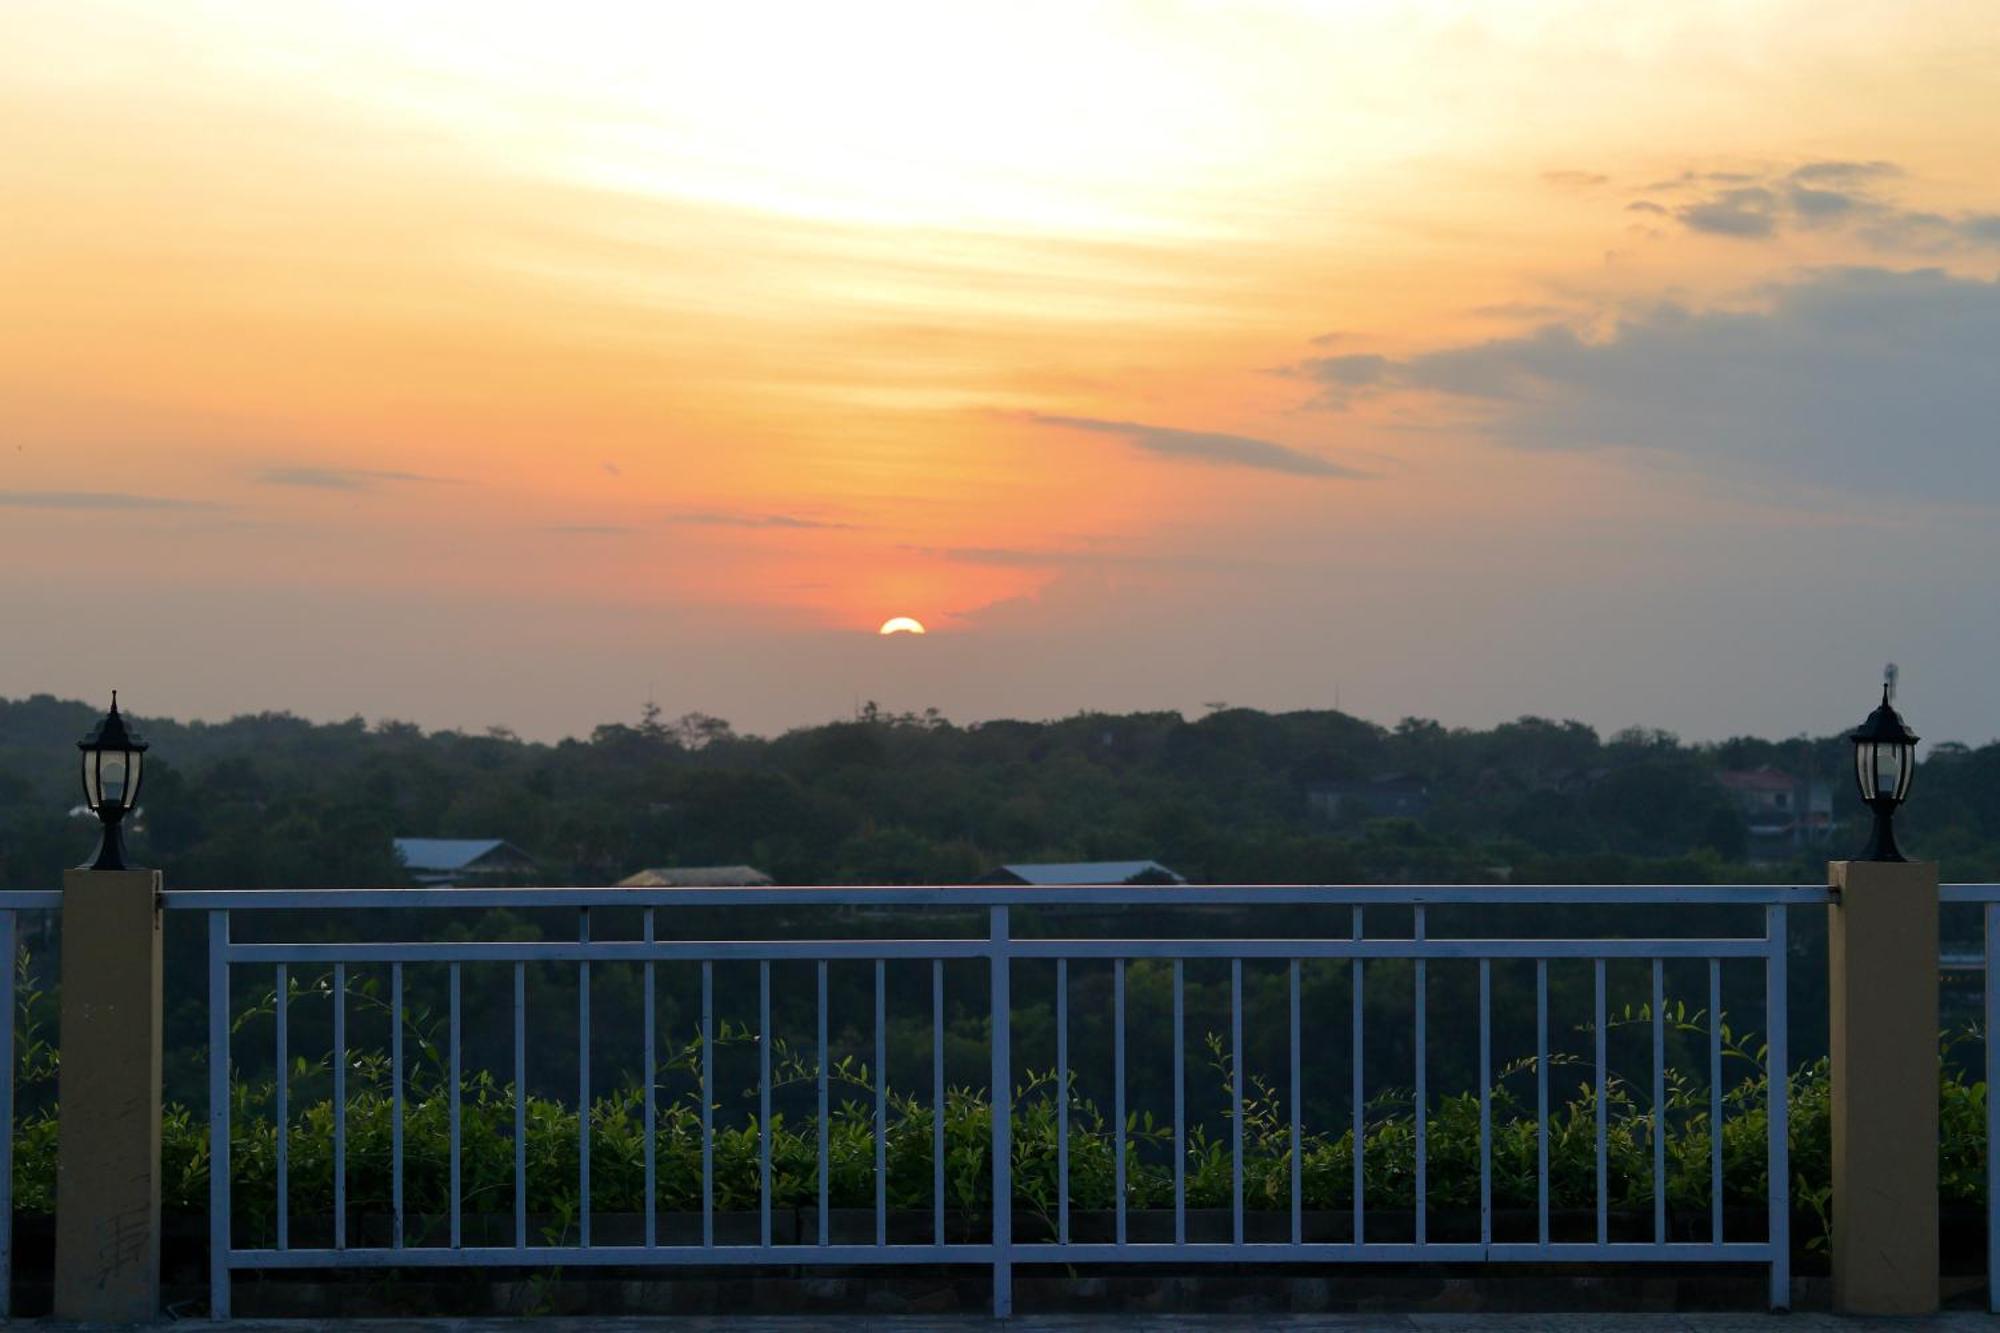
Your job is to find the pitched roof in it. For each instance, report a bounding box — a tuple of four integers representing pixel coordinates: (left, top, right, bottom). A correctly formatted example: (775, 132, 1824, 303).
(618, 865, 774, 887)
(994, 860, 1185, 886)
(393, 838, 529, 872)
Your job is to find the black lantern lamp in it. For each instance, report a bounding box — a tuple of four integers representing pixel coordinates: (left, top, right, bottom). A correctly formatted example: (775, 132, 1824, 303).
(77, 692, 148, 871)
(1849, 684, 1918, 862)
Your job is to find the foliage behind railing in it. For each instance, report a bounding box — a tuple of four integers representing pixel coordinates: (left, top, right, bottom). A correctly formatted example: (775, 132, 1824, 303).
(5, 956, 1990, 1253)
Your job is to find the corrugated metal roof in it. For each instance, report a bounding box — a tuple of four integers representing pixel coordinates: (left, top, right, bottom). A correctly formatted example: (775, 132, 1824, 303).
(618, 865, 774, 887)
(393, 838, 511, 872)
(998, 860, 1184, 885)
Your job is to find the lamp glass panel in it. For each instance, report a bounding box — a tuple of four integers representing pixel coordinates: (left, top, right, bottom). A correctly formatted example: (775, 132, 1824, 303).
(1891, 742, 1915, 801)
(1870, 742, 1903, 798)
(1854, 743, 1876, 801)
(81, 751, 101, 810)
(124, 750, 143, 808)
(97, 752, 131, 805)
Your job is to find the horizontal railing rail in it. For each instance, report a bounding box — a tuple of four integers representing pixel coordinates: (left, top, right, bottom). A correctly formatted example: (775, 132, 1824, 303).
(162, 884, 1835, 909)
(1940, 883, 2000, 903)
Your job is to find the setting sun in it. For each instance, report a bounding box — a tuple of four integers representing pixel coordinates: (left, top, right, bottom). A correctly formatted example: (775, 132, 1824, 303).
(879, 616, 926, 636)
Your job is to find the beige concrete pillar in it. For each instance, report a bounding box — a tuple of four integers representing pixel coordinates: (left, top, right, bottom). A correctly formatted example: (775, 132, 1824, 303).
(53, 867, 163, 1322)
(1828, 857, 1938, 1315)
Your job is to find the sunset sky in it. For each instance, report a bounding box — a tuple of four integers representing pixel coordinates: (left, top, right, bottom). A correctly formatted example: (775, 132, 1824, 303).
(5, 2, 1999, 742)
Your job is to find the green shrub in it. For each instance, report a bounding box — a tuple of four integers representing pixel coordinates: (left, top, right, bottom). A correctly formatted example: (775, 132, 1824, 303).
(4, 958, 1988, 1255)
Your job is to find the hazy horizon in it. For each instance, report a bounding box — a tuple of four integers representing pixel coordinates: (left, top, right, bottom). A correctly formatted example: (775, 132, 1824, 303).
(6, 3, 1997, 748)
(0, 663, 1966, 753)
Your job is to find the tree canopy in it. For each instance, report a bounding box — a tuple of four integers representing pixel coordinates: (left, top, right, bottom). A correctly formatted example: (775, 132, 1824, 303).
(3, 693, 1992, 889)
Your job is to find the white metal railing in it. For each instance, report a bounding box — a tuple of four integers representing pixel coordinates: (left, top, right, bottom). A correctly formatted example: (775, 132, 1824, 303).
(11, 881, 2000, 1315)
(0, 889, 61, 1320)
(1939, 882, 2000, 1312)
(163, 884, 1824, 1318)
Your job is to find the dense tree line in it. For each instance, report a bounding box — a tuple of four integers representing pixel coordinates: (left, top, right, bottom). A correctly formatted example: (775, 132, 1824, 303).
(4, 693, 1998, 888)
(8, 693, 1996, 1128)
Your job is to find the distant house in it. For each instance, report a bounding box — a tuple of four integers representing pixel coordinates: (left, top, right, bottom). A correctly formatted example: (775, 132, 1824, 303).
(1306, 773, 1432, 822)
(1716, 768, 1833, 861)
(618, 865, 774, 888)
(393, 838, 540, 887)
(981, 860, 1186, 886)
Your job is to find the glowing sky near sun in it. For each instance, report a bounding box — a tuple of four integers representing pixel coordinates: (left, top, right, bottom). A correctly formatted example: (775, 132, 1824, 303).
(5, 2, 2000, 740)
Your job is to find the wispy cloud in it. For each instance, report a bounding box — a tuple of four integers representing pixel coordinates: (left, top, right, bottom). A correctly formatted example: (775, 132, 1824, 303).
(1678, 186, 1778, 237)
(903, 543, 1267, 573)
(664, 509, 857, 530)
(1293, 267, 2000, 503)
(903, 544, 1132, 569)
(1643, 169, 1762, 191)
(1635, 160, 2000, 252)
(545, 523, 634, 536)
(1471, 302, 1569, 320)
(258, 466, 453, 491)
(0, 490, 219, 510)
(1027, 413, 1366, 479)
(1788, 160, 1901, 186)
(1541, 169, 1608, 188)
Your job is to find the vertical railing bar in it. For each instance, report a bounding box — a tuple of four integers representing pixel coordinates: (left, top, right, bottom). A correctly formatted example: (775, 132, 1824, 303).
(1652, 956, 1665, 1246)
(1352, 905, 1365, 1246)
(334, 961, 347, 1250)
(392, 962, 404, 1251)
(0, 913, 13, 1320)
(449, 962, 462, 1249)
(1710, 956, 1724, 1246)
(1536, 957, 1548, 1249)
(760, 960, 772, 1249)
(513, 962, 525, 1250)
(933, 958, 945, 1248)
(1414, 906, 1427, 1247)
(817, 957, 829, 1247)
(874, 958, 886, 1249)
(1989, 904, 2000, 1314)
(1231, 957, 1244, 1247)
(1290, 957, 1301, 1246)
(1766, 904, 1791, 1311)
(1173, 957, 1185, 1247)
(1114, 957, 1126, 1247)
(275, 962, 289, 1252)
(644, 909, 656, 1250)
(208, 910, 231, 1320)
(1478, 956, 1491, 1252)
(578, 908, 591, 1249)
(1057, 957, 1069, 1246)
(1595, 957, 1607, 1249)
(990, 905, 1013, 1319)
(702, 957, 714, 1249)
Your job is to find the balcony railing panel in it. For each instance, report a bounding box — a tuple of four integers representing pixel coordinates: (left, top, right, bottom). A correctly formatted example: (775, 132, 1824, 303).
(1941, 882, 2000, 1312)
(163, 884, 1818, 1318)
(0, 889, 62, 1321)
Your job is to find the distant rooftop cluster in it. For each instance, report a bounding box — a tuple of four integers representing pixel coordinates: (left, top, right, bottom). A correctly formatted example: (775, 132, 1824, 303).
(393, 839, 1183, 889)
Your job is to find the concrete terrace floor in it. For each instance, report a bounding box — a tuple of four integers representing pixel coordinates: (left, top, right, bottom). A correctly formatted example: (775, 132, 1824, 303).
(49, 1317, 1999, 1331)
